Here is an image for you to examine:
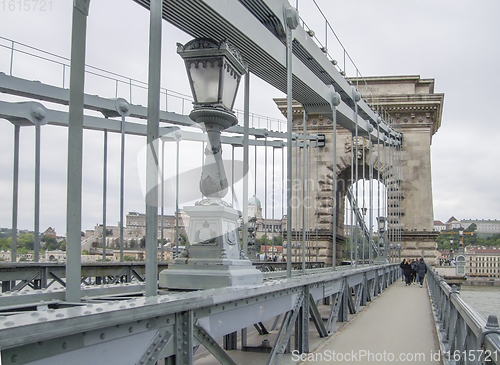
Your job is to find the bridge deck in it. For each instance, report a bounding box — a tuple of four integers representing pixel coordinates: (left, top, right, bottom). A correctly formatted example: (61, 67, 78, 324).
(193, 277, 441, 365)
(299, 279, 441, 365)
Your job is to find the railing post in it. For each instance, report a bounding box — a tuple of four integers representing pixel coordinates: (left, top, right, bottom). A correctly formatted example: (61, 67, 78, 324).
(65, 0, 91, 303)
(482, 315, 500, 365)
(9, 40, 14, 76)
(144, 0, 162, 297)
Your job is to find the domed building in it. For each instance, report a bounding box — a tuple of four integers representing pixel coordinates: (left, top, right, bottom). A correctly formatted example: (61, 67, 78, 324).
(248, 195, 262, 219)
(247, 195, 286, 238)
(246, 195, 286, 261)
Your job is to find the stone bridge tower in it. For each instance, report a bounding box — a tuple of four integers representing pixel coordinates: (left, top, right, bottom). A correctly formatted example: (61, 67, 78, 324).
(275, 75, 444, 265)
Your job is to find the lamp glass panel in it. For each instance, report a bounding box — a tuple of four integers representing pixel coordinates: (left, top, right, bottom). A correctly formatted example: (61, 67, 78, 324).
(189, 61, 220, 104)
(221, 65, 239, 110)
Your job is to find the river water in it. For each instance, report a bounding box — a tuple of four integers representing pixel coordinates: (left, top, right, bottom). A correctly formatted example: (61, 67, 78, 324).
(459, 286, 500, 321)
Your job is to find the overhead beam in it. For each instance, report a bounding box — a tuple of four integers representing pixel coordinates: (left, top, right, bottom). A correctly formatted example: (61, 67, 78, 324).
(0, 100, 320, 147)
(132, 0, 401, 145)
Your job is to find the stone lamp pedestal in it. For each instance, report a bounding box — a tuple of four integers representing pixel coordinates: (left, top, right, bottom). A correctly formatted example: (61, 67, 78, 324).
(159, 37, 263, 289)
(159, 205, 262, 290)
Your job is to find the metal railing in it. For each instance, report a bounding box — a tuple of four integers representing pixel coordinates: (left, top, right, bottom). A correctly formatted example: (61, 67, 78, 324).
(0, 36, 286, 131)
(427, 266, 500, 364)
(0, 263, 400, 364)
(295, 0, 396, 124)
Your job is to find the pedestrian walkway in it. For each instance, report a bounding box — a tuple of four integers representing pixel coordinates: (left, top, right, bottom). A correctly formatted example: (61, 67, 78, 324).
(300, 278, 441, 364)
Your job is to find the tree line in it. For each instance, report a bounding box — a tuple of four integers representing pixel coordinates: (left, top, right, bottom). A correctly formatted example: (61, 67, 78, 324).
(0, 229, 66, 256)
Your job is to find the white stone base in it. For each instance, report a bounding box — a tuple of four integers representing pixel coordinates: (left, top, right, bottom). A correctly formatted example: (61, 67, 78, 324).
(159, 204, 263, 290)
(159, 260, 263, 290)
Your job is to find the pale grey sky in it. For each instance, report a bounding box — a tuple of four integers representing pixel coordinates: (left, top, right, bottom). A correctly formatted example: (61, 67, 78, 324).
(0, 0, 499, 235)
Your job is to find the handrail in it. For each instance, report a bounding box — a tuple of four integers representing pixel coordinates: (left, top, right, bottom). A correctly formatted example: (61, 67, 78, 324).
(0, 36, 286, 131)
(296, 1, 395, 125)
(427, 265, 500, 364)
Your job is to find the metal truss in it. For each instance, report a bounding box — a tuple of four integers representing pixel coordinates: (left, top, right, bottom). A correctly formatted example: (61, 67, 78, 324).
(132, 0, 401, 145)
(0, 262, 168, 293)
(0, 264, 399, 364)
(346, 186, 379, 256)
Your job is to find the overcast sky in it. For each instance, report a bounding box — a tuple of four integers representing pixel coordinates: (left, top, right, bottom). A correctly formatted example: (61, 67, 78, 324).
(0, 0, 499, 235)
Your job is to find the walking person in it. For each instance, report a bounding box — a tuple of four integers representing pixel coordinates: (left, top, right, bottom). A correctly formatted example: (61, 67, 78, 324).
(417, 257, 427, 288)
(400, 259, 412, 286)
(410, 258, 418, 285)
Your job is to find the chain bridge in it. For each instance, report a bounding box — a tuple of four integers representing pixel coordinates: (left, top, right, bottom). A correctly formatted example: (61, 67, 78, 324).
(0, 1, 499, 364)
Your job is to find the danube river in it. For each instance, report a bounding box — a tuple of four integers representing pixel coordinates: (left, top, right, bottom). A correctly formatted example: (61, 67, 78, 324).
(459, 286, 500, 321)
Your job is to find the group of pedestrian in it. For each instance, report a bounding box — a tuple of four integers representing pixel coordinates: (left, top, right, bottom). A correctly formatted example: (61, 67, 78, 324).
(400, 257, 427, 287)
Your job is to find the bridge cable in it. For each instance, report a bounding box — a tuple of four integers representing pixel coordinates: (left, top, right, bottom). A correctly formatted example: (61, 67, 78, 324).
(369, 132, 374, 264)
(11, 124, 20, 263)
(377, 119, 381, 261)
(306, 137, 310, 265)
(175, 136, 180, 259)
(102, 128, 108, 264)
(160, 136, 164, 261)
(119, 112, 126, 262)
(383, 133, 388, 253)
(254, 138, 257, 198)
(295, 132, 300, 263)
(272, 143, 275, 262)
(350, 134, 355, 265)
(332, 105, 338, 269)
(264, 134, 268, 262)
(315, 136, 319, 262)
(232, 144, 235, 207)
(362, 134, 366, 264)
(34, 122, 42, 262)
(354, 85, 360, 267)
(398, 139, 402, 252)
(201, 141, 204, 201)
(281, 142, 285, 262)
(302, 109, 307, 273)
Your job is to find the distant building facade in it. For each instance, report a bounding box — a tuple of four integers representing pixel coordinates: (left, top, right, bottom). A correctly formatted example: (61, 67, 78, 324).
(433, 220, 446, 232)
(445, 216, 462, 230)
(465, 245, 500, 277)
(461, 219, 500, 235)
(83, 211, 188, 252)
(126, 211, 189, 230)
(440, 217, 500, 236)
(248, 196, 286, 238)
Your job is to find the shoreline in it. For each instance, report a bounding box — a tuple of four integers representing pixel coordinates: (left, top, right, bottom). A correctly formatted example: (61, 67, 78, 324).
(463, 278, 500, 287)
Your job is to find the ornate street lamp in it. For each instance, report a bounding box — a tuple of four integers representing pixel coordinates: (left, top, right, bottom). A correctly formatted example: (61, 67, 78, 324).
(449, 238, 455, 261)
(375, 216, 388, 264)
(377, 216, 386, 233)
(159, 38, 262, 289)
(458, 227, 464, 249)
(456, 228, 466, 276)
(247, 216, 258, 261)
(178, 38, 246, 203)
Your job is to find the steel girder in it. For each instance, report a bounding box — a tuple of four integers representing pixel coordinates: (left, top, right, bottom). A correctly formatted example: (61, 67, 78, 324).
(0, 74, 310, 146)
(132, 0, 401, 145)
(0, 89, 317, 148)
(0, 262, 168, 295)
(0, 265, 399, 364)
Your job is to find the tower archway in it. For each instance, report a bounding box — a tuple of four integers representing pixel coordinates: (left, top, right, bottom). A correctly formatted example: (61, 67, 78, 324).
(275, 75, 444, 265)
